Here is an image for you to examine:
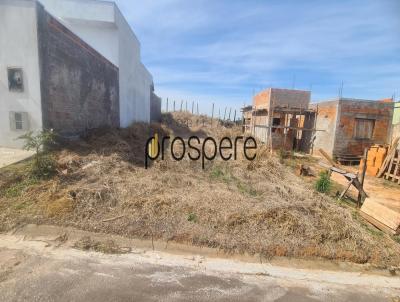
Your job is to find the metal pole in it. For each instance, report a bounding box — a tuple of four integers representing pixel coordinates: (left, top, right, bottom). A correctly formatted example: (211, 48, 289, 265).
(180, 100, 183, 112)
(166, 98, 169, 112)
(233, 110, 236, 123)
(185, 100, 188, 112)
(173, 100, 176, 112)
(197, 103, 199, 115)
(223, 107, 227, 120)
(191, 101, 194, 114)
(228, 108, 232, 120)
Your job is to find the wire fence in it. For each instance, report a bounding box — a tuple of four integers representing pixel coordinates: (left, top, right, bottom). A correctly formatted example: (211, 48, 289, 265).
(161, 98, 241, 127)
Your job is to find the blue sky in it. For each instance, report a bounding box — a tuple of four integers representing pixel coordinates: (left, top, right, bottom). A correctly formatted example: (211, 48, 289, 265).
(114, 0, 399, 115)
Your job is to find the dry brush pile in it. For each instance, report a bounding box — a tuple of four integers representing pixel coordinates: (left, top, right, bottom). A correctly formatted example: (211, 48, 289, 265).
(0, 112, 399, 268)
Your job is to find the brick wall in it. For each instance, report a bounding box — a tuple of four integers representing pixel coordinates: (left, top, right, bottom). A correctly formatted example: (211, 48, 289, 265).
(333, 99, 393, 156)
(37, 4, 119, 136)
(253, 88, 310, 110)
(253, 90, 271, 110)
(311, 101, 339, 156)
(270, 88, 310, 109)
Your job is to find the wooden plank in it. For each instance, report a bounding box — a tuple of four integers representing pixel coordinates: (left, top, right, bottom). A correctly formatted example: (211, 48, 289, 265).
(386, 151, 397, 180)
(360, 198, 400, 231)
(360, 212, 398, 235)
(319, 148, 338, 167)
(384, 173, 400, 179)
(377, 137, 399, 177)
(339, 179, 353, 200)
(393, 155, 400, 184)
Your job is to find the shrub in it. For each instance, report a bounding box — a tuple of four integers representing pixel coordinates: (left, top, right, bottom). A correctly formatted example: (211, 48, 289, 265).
(18, 130, 57, 179)
(187, 213, 198, 222)
(315, 170, 331, 193)
(31, 154, 57, 179)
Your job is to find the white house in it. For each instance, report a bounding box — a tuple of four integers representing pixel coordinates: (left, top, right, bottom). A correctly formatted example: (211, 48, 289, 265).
(0, 0, 155, 149)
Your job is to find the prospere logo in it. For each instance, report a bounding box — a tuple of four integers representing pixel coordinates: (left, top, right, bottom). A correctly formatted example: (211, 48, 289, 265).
(145, 134, 258, 169)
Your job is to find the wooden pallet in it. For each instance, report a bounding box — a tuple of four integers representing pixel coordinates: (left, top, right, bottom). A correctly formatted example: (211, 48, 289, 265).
(384, 153, 400, 184)
(378, 137, 400, 184)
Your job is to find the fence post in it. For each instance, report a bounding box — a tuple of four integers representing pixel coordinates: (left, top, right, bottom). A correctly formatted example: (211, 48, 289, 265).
(180, 100, 183, 112)
(173, 100, 176, 112)
(191, 101, 194, 114)
(211, 103, 214, 126)
(166, 98, 169, 112)
(233, 110, 236, 123)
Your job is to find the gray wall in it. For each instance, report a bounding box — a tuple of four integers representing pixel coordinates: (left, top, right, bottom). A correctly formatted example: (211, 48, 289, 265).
(150, 91, 161, 122)
(37, 4, 119, 136)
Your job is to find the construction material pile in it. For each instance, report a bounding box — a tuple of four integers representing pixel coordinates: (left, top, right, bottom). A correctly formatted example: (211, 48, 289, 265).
(1, 112, 399, 268)
(359, 145, 388, 177)
(360, 137, 400, 235)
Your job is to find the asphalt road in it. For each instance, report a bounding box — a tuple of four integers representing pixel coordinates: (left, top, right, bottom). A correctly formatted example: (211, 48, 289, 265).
(0, 232, 399, 302)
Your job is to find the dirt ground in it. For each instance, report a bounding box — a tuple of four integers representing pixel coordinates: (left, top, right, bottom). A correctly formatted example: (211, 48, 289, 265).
(298, 155, 400, 226)
(330, 169, 400, 212)
(1, 112, 400, 269)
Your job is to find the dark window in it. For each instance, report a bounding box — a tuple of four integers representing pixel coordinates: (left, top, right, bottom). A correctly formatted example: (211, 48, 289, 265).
(8, 68, 24, 92)
(354, 118, 374, 139)
(272, 117, 280, 133)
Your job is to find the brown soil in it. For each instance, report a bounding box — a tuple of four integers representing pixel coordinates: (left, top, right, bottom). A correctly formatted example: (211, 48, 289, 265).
(0, 112, 399, 268)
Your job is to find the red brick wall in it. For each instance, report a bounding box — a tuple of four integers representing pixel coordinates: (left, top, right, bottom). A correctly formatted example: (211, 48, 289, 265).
(253, 90, 271, 110)
(334, 100, 393, 156)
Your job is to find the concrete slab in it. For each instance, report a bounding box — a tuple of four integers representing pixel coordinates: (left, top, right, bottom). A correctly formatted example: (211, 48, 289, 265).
(0, 148, 34, 168)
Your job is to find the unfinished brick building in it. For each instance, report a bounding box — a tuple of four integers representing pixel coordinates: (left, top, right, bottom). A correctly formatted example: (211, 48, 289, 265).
(245, 88, 316, 152)
(311, 98, 394, 162)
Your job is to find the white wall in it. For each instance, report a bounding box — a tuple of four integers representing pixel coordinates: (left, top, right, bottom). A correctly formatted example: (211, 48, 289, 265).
(39, 0, 154, 127)
(115, 6, 153, 126)
(38, 0, 119, 65)
(0, 0, 43, 148)
(311, 101, 339, 156)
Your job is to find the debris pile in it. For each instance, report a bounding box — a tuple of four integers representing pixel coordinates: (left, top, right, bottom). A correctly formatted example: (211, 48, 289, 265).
(1, 112, 400, 268)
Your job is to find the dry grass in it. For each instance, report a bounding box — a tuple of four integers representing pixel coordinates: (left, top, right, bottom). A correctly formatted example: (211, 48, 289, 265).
(0, 112, 399, 268)
(73, 236, 130, 254)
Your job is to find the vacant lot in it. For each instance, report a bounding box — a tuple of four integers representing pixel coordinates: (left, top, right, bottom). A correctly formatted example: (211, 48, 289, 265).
(1, 112, 399, 268)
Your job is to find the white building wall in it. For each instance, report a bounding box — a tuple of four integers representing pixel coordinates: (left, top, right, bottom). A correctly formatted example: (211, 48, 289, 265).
(0, 0, 43, 148)
(115, 6, 152, 125)
(39, 0, 153, 126)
